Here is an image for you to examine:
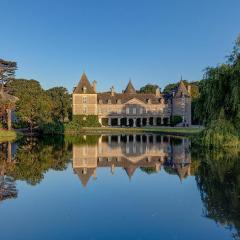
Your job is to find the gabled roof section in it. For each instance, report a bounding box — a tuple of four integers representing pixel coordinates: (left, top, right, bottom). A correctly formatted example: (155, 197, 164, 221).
(73, 73, 96, 94)
(125, 97, 146, 105)
(174, 81, 190, 98)
(124, 80, 136, 94)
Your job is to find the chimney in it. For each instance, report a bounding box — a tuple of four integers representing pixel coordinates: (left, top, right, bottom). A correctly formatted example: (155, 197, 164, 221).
(110, 86, 115, 96)
(187, 84, 191, 95)
(92, 80, 97, 92)
(155, 87, 161, 97)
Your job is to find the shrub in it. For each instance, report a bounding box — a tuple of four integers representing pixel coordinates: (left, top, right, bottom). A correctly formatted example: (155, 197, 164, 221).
(170, 115, 183, 126)
(194, 119, 240, 149)
(64, 115, 101, 133)
(40, 121, 64, 135)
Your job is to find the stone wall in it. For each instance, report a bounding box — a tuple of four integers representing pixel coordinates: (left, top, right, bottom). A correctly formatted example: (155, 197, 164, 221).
(73, 94, 97, 115)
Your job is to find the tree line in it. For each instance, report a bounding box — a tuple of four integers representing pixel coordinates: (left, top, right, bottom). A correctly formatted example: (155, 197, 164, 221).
(6, 79, 72, 133)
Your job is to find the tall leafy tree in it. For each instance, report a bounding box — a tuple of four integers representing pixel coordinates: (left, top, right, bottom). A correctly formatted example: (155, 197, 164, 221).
(139, 84, 159, 94)
(196, 36, 240, 126)
(46, 87, 71, 122)
(195, 35, 240, 147)
(7, 79, 52, 132)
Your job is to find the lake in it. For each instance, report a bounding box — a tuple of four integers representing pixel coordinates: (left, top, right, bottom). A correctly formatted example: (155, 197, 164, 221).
(0, 134, 239, 240)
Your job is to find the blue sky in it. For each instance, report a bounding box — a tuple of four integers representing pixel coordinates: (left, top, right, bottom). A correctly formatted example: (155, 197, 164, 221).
(0, 0, 239, 92)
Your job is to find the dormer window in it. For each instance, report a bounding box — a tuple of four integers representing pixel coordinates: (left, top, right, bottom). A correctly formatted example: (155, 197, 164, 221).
(83, 86, 87, 93)
(117, 99, 121, 104)
(108, 99, 111, 104)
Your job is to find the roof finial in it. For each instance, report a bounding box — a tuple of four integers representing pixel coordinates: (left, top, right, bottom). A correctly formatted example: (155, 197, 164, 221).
(181, 75, 183, 81)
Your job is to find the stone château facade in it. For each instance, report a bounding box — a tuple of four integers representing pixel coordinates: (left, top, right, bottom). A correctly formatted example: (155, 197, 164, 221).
(72, 73, 191, 127)
(73, 134, 192, 186)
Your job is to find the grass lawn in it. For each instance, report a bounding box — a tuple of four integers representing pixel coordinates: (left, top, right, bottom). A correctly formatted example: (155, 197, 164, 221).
(0, 129, 18, 142)
(65, 126, 203, 135)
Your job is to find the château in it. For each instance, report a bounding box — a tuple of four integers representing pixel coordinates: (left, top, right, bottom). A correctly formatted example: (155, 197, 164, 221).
(72, 73, 191, 127)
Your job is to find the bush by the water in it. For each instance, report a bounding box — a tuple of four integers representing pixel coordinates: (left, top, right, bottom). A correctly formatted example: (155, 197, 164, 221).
(193, 118, 240, 149)
(64, 115, 101, 133)
(40, 121, 64, 135)
(170, 115, 183, 126)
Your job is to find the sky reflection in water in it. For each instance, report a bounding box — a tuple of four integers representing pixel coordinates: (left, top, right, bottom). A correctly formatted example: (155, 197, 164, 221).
(0, 134, 239, 240)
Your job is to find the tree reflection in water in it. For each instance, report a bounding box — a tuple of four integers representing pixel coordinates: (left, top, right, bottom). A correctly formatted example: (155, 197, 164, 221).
(194, 148, 240, 239)
(0, 137, 71, 189)
(0, 134, 239, 239)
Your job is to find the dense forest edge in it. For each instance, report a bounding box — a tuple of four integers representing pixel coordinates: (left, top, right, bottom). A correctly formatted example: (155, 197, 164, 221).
(1, 35, 240, 148)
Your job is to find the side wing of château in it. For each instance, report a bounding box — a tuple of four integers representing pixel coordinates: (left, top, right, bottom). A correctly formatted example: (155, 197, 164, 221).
(72, 73, 191, 127)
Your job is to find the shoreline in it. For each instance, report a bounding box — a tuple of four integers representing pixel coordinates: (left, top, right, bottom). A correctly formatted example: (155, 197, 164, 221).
(0, 129, 20, 142)
(64, 126, 203, 136)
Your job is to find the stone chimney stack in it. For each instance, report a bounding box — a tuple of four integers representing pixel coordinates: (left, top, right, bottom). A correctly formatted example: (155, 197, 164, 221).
(92, 80, 97, 92)
(110, 86, 115, 96)
(155, 87, 161, 97)
(187, 84, 191, 95)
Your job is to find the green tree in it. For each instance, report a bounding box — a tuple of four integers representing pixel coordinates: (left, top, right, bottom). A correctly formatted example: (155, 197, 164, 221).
(7, 79, 52, 132)
(194, 35, 240, 147)
(46, 87, 71, 122)
(139, 84, 159, 94)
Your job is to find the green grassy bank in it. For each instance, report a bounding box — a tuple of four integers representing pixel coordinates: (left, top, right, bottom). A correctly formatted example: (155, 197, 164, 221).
(64, 126, 203, 136)
(0, 129, 18, 142)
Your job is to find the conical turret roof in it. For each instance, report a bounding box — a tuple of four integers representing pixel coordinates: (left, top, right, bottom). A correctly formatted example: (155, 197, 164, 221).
(174, 80, 190, 98)
(124, 80, 136, 94)
(74, 168, 95, 187)
(73, 72, 95, 94)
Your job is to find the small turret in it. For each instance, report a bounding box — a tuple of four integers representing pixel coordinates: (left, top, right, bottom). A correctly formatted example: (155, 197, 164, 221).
(110, 86, 115, 96)
(155, 87, 161, 97)
(92, 80, 97, 92)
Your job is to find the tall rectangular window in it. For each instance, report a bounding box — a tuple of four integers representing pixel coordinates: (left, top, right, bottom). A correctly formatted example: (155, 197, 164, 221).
(83, 96, 87, 103)
(126, 108, 129, 114)
(83, 106, 87, 114)
(133, 108, 136, 114)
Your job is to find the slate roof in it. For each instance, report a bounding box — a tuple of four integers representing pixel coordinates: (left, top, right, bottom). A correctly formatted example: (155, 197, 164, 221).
(97, 93, 166, 104)
(74, 168, 95, 187)
(174, 81, 190, 98)
(73, 73, 96, 94)
(124, 80, 136, 94)
(73, 73, 173, 103)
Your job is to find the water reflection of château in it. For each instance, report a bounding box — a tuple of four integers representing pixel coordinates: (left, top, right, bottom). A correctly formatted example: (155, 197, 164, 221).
(73, 134, 191, 186)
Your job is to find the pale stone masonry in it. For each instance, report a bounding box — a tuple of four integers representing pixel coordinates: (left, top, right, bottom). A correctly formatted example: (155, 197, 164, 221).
(73, 134, 192, 186)
(73, 73, 192, 127)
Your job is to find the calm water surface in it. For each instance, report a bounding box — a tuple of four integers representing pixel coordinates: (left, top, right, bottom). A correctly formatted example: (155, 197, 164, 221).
(0, 134, 239, 240)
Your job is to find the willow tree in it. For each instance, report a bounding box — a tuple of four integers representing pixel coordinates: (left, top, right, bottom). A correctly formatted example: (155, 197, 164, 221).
(195, 35, 240, 147)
